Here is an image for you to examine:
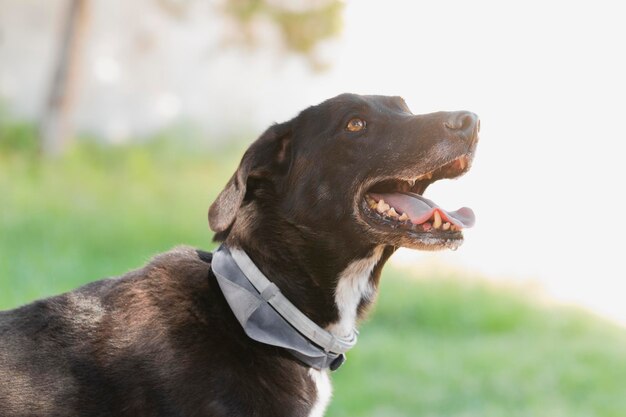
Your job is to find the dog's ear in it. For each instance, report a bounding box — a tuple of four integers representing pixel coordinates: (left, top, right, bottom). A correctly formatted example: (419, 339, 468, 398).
(208, 121, 293, 233)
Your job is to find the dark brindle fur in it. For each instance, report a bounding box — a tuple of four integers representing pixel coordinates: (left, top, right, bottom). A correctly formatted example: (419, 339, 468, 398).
(0, 94, 478, 417)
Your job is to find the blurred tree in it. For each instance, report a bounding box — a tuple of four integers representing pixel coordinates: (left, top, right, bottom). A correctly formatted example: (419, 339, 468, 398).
(220, 0, 345, 71)
(40, 0, 91, 157)
(39, 0, 344, 156)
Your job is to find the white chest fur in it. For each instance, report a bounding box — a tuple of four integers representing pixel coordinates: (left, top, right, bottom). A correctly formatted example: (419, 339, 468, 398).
(327, 246, 384, 338)
(308, 247, 383, 416)
(308, 368, 332, 417)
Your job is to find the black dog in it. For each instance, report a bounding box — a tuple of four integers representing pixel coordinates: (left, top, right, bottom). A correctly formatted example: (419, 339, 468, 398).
(0, 94, 478, 417)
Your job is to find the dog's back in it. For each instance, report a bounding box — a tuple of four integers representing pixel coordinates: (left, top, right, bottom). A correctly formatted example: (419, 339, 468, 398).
(0, 247, 316, 417)
(1, 276, 114, 415)
(0, 247, 203, 415)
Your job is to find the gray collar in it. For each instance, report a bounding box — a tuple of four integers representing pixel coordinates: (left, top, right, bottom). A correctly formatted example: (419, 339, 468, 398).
(211, 245, 357, 370)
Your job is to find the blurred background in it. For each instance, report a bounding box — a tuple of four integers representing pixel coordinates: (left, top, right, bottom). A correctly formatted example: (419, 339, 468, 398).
(1, 0, 625, 416)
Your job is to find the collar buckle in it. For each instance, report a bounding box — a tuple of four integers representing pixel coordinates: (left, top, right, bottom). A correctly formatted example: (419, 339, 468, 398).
(329, 354, 346, 371)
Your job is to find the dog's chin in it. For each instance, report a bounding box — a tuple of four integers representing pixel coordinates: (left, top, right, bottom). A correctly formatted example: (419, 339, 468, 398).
(355, 153, 474, 251)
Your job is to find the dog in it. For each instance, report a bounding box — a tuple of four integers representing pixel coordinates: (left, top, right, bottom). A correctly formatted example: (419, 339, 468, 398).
(0, 94, 479, 417)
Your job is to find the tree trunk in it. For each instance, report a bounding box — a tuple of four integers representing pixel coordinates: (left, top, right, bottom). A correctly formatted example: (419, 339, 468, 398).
(40, 0, 90, 157)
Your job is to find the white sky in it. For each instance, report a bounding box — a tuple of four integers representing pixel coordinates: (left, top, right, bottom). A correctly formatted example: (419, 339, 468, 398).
(303, 0, 626, 324)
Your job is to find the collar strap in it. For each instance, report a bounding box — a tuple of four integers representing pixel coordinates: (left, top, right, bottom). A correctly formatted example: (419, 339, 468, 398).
(211, 245, 357, 370)
(229, 248, 358, 354)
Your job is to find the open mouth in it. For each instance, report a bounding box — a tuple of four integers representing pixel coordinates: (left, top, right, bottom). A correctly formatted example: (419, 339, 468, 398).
(360, 155, 475, 249)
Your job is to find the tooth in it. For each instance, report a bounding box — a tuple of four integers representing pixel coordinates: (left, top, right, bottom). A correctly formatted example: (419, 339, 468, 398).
(459, 158, 466, 170)
(424, 172, 433, 180)
(408, 179, 415, 187)
(376, 199, 390, 213)
(388, 207, 399, 218)
(432, 211, 442, 229)
(369, 200, 377, 209)
(443, 222, 451, 230)
(398, 213, 409, 221)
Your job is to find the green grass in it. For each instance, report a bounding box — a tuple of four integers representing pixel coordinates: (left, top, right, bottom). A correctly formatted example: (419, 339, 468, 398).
(0, 136, 243, 305)
(1, 134, 626, 416)
(329, 274, 626, 417)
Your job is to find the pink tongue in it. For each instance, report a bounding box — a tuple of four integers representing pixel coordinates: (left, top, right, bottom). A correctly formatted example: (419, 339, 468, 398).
(370, 192, 475, 228)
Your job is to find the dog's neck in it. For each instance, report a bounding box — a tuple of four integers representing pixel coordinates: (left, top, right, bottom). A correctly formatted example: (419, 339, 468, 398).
(224, 207, 395, 338)
(325, 245, 386, 337)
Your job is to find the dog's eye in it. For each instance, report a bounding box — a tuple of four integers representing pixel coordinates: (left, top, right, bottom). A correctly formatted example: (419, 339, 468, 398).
(346, 118, 366, 132)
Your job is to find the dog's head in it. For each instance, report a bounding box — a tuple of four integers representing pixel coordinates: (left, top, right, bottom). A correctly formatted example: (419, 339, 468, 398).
(209, 93, 479, 252)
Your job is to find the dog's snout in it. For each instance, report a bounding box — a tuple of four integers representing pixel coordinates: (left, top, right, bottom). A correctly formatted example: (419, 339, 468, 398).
(444, 111, 479, 142)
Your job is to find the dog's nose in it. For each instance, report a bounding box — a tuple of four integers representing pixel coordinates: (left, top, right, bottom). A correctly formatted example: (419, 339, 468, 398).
(444, 111, 479, 143)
